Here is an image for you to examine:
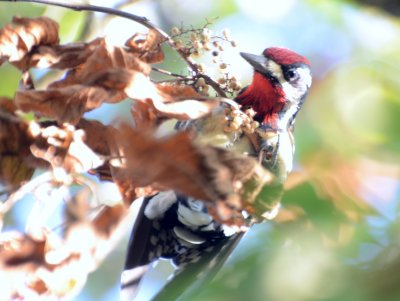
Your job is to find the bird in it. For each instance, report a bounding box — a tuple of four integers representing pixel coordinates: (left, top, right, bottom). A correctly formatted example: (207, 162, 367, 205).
(120, 47, 312, 301)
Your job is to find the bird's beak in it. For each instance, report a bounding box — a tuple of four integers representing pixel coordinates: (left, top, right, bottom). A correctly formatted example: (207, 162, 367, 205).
(240, 52, 271, 74)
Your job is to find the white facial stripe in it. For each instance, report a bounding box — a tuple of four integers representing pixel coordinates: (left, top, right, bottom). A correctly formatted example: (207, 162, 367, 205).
(297, 67, 312, 88)
(264, 61, 312, 105)
(267, 60, 312, 88)
(266, 59, 285, 82)
(266, 60, 299, 101)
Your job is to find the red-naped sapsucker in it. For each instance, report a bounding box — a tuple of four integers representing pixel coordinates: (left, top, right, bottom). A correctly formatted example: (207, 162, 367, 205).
(121, 47, 312, 301)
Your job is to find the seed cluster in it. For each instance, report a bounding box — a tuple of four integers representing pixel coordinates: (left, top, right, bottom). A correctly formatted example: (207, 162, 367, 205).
(223, 107, 260, 134)
(171, 23, 241, 96)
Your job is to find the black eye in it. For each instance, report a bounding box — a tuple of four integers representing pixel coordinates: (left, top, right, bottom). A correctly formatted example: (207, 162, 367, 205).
(285, 68, 299, 82)
(267, 74, 279, 85)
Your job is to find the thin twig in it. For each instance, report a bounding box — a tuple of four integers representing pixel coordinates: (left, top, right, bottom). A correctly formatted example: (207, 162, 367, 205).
(154, 78, 193, 84)
(151, 67, 188, 79)
(3, 0, 227, 96)
(4, 0, 153, 29)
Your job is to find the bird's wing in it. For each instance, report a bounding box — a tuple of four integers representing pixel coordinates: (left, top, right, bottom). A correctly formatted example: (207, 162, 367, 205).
(121, 194, 177, 301)
(151, 232, 245, 301)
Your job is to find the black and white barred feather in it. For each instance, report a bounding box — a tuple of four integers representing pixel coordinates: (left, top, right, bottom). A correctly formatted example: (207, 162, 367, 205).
(120, 191, 241, 300)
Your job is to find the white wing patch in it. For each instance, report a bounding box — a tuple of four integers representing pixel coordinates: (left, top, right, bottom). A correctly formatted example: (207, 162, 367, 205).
(144, 191, 177, 219)
(177, 201, 213, 229)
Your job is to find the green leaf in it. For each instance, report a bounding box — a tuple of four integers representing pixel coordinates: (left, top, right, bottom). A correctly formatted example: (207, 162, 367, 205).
(0, 3, 45, 25)
(0, 64, 21, 98)
(58, 10, 88, 43)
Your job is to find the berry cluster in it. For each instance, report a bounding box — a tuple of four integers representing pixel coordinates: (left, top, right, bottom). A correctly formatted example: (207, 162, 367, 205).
(170, 23, 241, 96)
(223, 107, 260, 134)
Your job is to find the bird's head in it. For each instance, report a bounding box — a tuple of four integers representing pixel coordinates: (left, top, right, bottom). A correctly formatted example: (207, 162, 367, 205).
(235, 47, 312, 129)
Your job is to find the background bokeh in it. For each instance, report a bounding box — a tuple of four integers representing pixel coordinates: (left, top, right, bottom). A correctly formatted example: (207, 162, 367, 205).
(1, 0, 400, 300)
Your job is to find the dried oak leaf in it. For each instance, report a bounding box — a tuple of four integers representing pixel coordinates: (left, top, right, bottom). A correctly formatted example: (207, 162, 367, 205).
(0, 96, 17, 113)
(0, 232, 46, 267)
(76, 119, 113, 156)
(143, 98, 220, 121)
(0, 230, 83, 299)
(30, 123, 105, 174)
(0, 232, 48, 299)
(50, 38, 151, 89)
(0, 110, 41, 187)
(28, 38, 104, 70)
(125, 28, 165, 63)
(0, 16, 59, 69)
(0, 200, 129, 300)
(15, 69, 149, 124)
(112, 125, 230, 201)
(15, 85, 113, 124)
(16, 69, 206, 125)
(152, 84, 219, 119)
(157, 83, 202, 101)
(130, 84, 220, 128)
(111, 124, 274, 223)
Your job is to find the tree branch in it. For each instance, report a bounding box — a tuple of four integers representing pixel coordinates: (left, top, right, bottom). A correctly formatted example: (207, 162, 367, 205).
(2, 0, 227, 96)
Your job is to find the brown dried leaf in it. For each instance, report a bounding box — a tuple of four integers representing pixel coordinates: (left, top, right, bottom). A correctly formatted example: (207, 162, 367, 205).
(76, 119, 114, 156)
(16, 68, 173, 124)
(91, 68, 155, 101)
(0, 197, 130, 299)
(50, 38, 151, 88)
(29, 124, 105, 174)
(145, 98, 220, 120)
(113, 173, 162, 206)
(111, 124, 272, 223)
(112, 125, 227, 201)
(130, 100, 159, 129)
(15, 69, 137, 124)
(125, 29, 165, 63)
(130, 84, 219, 128)
(27, 277, 48, 295)
(29, 38, 104, 69)
(151, 84, 217, 119)
(0, 114, 115, 187)
(0, 16, 59, 69)
(157, 83, 202, 101)
(0, 113, 116, 187)
(0, 233, 46, 267)
(15, 85, 119, 124)
(0, 97, 17, 114)
(0, 110, 37, 187)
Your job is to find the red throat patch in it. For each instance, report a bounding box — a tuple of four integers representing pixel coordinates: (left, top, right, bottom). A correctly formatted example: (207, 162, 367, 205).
(235, 72, 285, 127)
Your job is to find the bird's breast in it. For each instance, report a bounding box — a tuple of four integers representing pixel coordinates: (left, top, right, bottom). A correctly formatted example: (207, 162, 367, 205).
(258, 129, 294, 183)
(190, 107, 257, 156)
